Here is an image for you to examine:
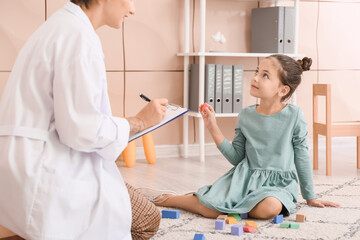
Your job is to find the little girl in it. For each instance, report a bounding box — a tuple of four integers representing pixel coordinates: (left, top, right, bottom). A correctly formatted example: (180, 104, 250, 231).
(154, 54, 339, 219)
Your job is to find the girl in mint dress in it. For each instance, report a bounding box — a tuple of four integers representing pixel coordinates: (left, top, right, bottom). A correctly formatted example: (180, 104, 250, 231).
(156, 55, 339, 219)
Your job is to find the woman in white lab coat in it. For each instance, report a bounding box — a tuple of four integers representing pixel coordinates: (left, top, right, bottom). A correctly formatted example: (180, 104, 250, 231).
(0, 0, 166, 239)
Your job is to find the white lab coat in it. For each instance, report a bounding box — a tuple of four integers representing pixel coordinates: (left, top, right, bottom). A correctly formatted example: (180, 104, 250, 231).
(0, 3, 132, 240)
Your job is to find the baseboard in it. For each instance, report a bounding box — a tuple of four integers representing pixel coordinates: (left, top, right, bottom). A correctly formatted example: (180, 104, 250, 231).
(131, 136, 357, 160)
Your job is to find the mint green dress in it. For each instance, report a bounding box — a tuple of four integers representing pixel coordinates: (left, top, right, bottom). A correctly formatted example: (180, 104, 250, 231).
(195, 104, 316, 216)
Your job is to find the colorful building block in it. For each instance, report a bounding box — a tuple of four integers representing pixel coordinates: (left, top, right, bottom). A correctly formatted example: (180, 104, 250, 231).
(240, 213, 248, 219)
(243, 226, 256, 233)
(296, 213, 306, 222)
(272, 214, 283, 224)
(215, 220, 225, 230)
(216, 215, 228, 221)
(193, 233, 206, 240)
(280, 222, 291, 228)
(290, 223, 300, 229)
(231, 225, 243, 236)
(226, 216, 237, 224)
(245, 220, 258, 229)
(161, 209, 180, 219)
(228, 213, 242, 221)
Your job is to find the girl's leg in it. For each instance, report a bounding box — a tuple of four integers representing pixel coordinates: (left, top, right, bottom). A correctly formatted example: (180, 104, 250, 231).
(126, 183, 161, 240)
(249, 197, 283, 219)
(155, 195, 222, 219)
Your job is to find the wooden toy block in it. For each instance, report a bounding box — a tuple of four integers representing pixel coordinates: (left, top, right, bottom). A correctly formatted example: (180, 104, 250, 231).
(243, 226, 256, 233)
(272, 214, 283, 224)
(228, 213, 241, 221)
(216, 215, 228, 221)
(231, 225, 243, 236)
(245, 220, 258, 229)
(290, 223, 300, 229)
(193, 233, 206, 240)
(240, 213, 248, 219)
(280, 222, 291, 228)
(161, 209, 180, 219)
(226, 216, 237, 224)
(296, 213, 306, 222)
(215, 220, 225, 230)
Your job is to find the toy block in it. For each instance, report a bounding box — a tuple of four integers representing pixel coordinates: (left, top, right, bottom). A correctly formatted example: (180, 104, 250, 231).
(231, 225, 243, 236)
(193, 233, 206, 240)
(161, 209, 180, 219)
(216, 215, 228, 221)
(290, 223, 300, 229)
(296, 213, 306, 222)
(245, 220, 258, 229)
(215, 220, 225, 230)
(226, 216, 237, 224)
(240, 213, 248, 219)
(272, 214, 283, 224)
(280, 222, 291, 228)
(228, 213, 241, 221)
(243, 226, 256, 233)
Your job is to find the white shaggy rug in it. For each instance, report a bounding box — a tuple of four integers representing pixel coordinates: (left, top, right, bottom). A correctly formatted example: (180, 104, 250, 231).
(152, 176, 360, 240)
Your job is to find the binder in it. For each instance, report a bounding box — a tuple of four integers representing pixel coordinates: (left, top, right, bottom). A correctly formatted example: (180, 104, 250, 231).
(232, 65, 243, 113)
(251, 7, 284, 53)
(284, 7, 295, 53)
(222, 65, 233, 113)
(215, 64, 222, 113)
(205, 64, 216, 110)
(189, 64, 200, 112)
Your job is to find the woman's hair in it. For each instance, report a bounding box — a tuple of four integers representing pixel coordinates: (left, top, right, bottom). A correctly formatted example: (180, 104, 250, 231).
(267, 54, 312, 102)
(71, 0, 91, 9)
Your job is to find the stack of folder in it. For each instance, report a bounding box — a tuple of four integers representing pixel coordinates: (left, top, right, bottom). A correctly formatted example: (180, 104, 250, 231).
(189, 64, 243, 114)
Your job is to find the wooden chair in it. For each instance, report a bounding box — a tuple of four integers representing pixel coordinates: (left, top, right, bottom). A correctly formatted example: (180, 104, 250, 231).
(313, 84, 360, 176)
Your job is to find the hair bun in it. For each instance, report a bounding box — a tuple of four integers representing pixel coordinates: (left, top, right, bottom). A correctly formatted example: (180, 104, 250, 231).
(297, 57, 312, 72)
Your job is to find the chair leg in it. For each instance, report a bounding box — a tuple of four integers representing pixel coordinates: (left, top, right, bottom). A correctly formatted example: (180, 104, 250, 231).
(357, 136, 360, 169)
(313, 132, 318, 170)
(326, 136, 332, 176)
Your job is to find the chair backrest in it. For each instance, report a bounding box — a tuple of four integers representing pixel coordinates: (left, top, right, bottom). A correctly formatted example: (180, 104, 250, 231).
(313, 84, 331, 126)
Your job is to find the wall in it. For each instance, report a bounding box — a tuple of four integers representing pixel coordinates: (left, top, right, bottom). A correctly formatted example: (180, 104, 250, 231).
(0, 0, 359, 147)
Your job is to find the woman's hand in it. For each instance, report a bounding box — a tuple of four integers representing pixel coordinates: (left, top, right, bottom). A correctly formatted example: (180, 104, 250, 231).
(306, 199, 340, 208)
(127, 98, 168, 135)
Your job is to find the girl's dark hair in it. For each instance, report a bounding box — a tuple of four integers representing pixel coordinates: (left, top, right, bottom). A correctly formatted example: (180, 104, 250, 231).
(71, 0, 91, 9)
(267, 54, 312, 102)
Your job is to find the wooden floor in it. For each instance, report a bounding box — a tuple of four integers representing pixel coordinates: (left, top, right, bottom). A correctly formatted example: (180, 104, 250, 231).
(119, 137, 360, 194)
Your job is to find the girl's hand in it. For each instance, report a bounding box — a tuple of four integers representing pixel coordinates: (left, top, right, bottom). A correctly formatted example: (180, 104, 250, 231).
(199, 103, 216, 129)
(306, 199, 340, 208)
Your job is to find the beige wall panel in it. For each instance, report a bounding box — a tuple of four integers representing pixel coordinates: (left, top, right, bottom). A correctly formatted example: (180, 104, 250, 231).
(125, 72, 185, 145)
(47, 0, 124, 71)
(298, 2, 319, 70)
(319, 71, 360, 122)
(125, 0, 183, 71)
(296, 71, 317, 138)
(107, 72, 124, 118)
(318, 3, 360, 70)
(0, 72, 10, 100)
(0, 0, 45, 71)
(201, 1, 258, 53)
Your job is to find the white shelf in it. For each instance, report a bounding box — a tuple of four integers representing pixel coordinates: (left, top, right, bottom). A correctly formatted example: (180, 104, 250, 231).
(180, 0, 300, 162)
(187, 111, 239, 118)
(177, 52, 305, 58)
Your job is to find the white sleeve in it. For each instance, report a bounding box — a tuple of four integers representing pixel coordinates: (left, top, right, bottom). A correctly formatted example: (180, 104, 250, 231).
(53, 55, 129, 161)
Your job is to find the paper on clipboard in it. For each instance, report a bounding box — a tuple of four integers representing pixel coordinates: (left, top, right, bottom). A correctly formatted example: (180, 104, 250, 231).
(128, 105, 189, 142)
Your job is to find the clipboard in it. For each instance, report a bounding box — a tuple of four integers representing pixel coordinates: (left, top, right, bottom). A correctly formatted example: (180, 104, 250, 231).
(128, 105, 189, 142)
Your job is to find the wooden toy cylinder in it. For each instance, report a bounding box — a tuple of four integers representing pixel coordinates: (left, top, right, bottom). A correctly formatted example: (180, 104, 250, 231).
(122, 140, 136, 168)
(142, 133, 156, 164)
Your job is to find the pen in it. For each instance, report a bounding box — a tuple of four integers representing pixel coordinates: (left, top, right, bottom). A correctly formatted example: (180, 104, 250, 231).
(140, 93, 151, 102)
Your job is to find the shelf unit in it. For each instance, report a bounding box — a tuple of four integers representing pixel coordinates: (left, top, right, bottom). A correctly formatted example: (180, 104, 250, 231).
(179, 0, 302, 162)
